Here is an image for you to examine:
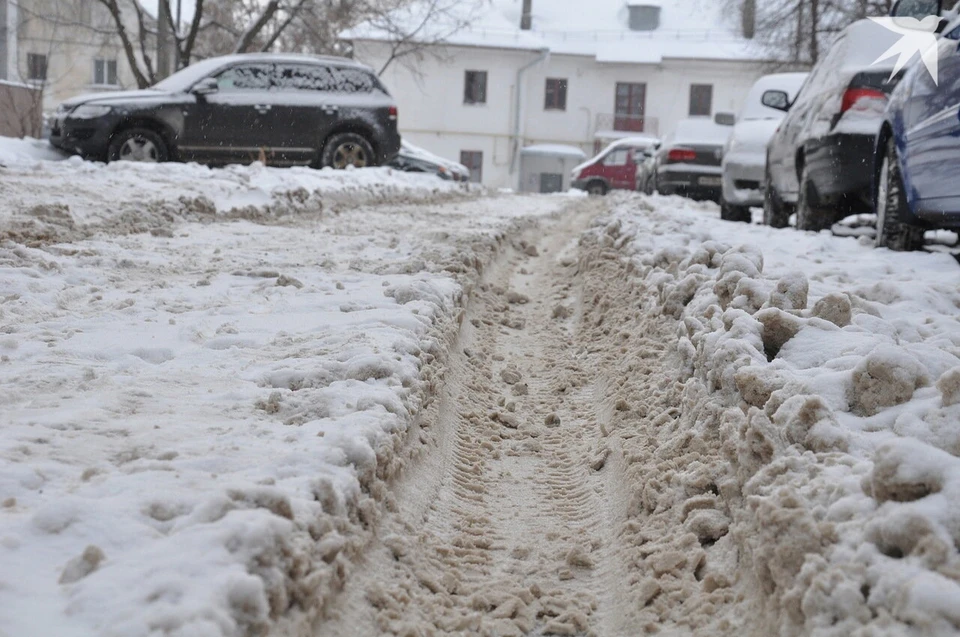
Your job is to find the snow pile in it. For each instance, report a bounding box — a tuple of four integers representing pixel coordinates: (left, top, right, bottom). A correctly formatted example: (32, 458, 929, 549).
(0, 136, 68, 164)
(588, 193, 960, 634)
(0, 170, 564, 635)
(0, 143, 479, 246)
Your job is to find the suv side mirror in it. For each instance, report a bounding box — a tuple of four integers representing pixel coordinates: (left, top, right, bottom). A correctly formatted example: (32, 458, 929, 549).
(891, 0, 942, 18)
(761, 89, 790, 111)
(191, 77, 219, 95)
(714, 112, 736, 126)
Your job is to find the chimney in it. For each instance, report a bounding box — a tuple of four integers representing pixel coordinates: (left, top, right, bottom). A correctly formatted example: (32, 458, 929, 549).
(741, 0, 756, 39)
(521, 0, 532, 30)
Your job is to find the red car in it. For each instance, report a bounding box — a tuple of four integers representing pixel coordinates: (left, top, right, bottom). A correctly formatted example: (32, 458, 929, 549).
(571, 136, 660, 195)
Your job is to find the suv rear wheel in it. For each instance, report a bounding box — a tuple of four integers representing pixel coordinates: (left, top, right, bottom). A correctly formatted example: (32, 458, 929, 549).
(876, 137, 924, 251)
(796, 164, 833, 232)
(108, 127, 168, 163)
(321, 132, 375, 169)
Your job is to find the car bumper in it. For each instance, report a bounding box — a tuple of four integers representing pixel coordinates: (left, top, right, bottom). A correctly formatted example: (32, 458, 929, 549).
(379, 131, 402, 165)
(804, 132, 875, 202)
(658, 166, 722, 198)
(49, 115, 116, 159)
(722, 152, 765, 206)
(571, 179, 589, 191)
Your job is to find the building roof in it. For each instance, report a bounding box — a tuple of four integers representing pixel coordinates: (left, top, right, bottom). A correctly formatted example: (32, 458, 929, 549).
(343, 0, 766, 63)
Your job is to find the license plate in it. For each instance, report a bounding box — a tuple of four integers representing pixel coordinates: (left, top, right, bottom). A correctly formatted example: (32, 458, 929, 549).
(699, 176, 721, 186)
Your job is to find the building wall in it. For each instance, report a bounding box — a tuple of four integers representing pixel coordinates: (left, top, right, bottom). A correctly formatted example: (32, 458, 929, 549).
(356, 40, 765, 189)
(15, 0, 146, 113)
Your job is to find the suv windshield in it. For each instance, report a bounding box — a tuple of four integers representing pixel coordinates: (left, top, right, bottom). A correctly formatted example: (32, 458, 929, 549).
(152, 57, 233, 92)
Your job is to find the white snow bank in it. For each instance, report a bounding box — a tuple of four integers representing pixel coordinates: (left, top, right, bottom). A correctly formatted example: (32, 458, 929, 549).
(594, 193, 960, 634)
(0, 136, 68, 164)
(0, 165, 565, 635)
(0, 148, 479, 245)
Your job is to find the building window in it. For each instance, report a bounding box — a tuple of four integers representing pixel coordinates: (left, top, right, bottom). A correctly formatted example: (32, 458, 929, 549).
(614, 82, 645, 132)
(544, 78, 567, 111)
(690, 84, 713, 116)
(464, 70, 487, 105)
(460, 150, 483, 183)
(628, 4, 661, 31)
(27, 53, 47, 81)
(94, 59, 118, 85)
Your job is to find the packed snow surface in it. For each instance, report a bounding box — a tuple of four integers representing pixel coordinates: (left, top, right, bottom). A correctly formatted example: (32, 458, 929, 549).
(0, 147, 568, 636)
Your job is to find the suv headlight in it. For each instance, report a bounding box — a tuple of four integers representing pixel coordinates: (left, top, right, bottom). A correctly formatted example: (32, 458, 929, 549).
(69, 105, 113, 119)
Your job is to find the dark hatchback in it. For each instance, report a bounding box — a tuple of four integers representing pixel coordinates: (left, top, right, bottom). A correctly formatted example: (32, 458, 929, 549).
(50, 53, 401, 169)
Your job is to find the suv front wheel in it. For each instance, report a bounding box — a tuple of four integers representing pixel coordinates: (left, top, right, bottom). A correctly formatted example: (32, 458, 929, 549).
(108, 127, 169, 163)
(876, 137, 924, 251)
(321, 132, 376, 169)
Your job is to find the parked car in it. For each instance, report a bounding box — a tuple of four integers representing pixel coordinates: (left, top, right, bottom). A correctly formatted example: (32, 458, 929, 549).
(874, 15, 960, 250)
(571, 136, 660, 195)
(50, 53, 401, 169)
(763, 20, 913, 230)
(650, 118, 732, 202)
(720, 72, 808, 222)
(390, 140, 470, 181)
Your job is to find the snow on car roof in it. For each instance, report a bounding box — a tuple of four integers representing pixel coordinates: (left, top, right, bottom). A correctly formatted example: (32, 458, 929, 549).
(521, 144, 587, 158)
(343, 0, 766, 62)
(400, 140, 469, 173)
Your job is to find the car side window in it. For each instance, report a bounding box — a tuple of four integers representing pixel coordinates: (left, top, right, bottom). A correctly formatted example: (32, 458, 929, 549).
(215, 64, 274, 92)
(603, 149, 629, 166)
(274, 64, 337, 92)
(329, 68, 379, 93)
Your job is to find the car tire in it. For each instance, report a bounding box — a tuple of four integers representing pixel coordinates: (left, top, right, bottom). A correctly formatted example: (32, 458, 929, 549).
(108, 127, 169, 163)
(586, 180, 607, 196)
(875, 137, 924, 251)
(762, 169, 790, 228)
(795, 164, 833, 232)
(720, 200, 751, 223)
(321, 132, 376, 169)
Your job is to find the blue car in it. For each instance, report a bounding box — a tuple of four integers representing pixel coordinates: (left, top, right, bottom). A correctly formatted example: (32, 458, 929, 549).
(875, 15, 960, 250)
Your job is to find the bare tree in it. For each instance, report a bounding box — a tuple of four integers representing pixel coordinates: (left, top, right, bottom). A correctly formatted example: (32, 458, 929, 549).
(93, 0, 311, 87)
(732, 0, 895, 67)
(357, 0, 482, 76)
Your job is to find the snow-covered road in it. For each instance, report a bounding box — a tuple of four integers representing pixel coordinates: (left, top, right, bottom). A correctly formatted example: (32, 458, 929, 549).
(3, 145, 960, 636)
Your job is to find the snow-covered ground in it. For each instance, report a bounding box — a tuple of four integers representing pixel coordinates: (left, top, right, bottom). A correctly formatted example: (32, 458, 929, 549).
(0, 143, 570, 636)
(595, 193, 960, 635)
(4, 131, 960, 635)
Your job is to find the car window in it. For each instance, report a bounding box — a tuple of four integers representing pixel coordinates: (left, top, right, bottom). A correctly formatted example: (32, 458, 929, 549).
(275, 64, 338, 91)
(603, 149, 630, 166)
(215, 64, 274, 92)
(329, 67, 380, 93)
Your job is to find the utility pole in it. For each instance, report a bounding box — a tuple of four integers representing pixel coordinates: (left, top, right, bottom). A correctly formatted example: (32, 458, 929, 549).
(157, 0, 172, 79)
(175, 0, 182, 70)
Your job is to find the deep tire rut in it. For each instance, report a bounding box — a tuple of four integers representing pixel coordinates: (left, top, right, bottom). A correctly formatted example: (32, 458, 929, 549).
(316, 199, 713, 636)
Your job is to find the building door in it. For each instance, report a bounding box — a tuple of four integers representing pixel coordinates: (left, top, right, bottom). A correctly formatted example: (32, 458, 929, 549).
(614, 83, 646, 132)
(539, 173, 563, 193)
(460, 150, 483, 183)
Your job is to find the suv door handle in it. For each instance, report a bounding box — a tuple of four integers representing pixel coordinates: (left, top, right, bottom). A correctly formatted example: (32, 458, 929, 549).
(322, 105, 339, 114)
(254, 104, 272, 113)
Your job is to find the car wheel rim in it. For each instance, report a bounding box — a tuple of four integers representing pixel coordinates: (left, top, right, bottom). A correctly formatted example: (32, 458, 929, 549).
(876, 155, 889, 246)
(333, 143, 368, 169)
(119, 137, 159, 162)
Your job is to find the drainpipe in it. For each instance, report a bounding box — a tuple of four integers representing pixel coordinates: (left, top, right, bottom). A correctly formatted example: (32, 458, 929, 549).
(510, 48, 550, 182)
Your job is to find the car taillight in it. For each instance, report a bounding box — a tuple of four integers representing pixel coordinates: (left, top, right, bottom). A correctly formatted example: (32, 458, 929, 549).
(388, 105, 398, 120)
(667, 148, 697, 162)
(840, 88, 886, 113)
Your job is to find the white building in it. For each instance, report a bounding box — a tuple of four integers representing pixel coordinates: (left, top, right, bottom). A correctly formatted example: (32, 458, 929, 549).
(344, 0, 770, 188)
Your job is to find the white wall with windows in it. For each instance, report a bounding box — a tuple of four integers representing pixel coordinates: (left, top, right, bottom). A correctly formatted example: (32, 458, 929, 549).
(357, 40, 763, 188)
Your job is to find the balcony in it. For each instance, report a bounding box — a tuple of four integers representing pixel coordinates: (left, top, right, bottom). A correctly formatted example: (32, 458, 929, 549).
(595, 113, 659, 136)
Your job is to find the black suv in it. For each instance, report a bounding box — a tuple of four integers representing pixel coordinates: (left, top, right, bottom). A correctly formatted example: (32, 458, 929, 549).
(50, 53, 401, 169)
